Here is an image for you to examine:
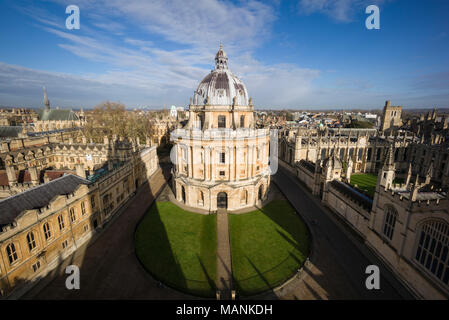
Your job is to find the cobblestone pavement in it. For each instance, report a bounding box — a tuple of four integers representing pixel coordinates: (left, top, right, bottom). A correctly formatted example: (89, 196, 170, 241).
(216, 209, 232, 299)
(22, 166, 194, 300)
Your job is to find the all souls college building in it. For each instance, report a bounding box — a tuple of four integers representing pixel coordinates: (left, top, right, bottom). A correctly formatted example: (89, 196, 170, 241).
(171, 45, 271, 212)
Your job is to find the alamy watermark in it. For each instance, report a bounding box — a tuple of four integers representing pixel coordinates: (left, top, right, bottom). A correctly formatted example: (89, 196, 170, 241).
(366, 5, 380, 30)
(365, 265, 380, 290)
(65, 264, 80, 290)
(65, 5, 80, 30)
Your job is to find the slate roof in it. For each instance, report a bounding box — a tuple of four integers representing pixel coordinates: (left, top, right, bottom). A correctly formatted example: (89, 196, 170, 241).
(37, 109, 79, 121)
(0, 174, 90, 225)
(0, 126, 23, 138)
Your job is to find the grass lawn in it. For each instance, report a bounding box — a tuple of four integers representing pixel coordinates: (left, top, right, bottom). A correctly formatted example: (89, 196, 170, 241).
(229, 200, 310, 296)
(135, 201, 216, 297)
(350, 173, 378, 198)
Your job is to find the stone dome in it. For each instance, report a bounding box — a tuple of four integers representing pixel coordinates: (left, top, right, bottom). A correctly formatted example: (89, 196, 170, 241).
(192, 45, 249, 107)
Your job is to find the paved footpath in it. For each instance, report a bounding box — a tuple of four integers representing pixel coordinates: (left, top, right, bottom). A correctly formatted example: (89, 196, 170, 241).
(216, 209, 233, 299)
(22, 166, 193, 300)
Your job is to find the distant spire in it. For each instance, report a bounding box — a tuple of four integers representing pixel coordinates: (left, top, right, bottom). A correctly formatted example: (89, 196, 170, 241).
(43, 86, 50, 111)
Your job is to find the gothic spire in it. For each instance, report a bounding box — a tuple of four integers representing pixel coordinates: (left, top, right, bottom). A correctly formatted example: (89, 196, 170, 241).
(43, 86, 50, 111)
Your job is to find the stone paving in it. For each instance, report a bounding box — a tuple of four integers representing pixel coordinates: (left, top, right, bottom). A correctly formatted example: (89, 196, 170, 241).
(216, 208, 233, 299)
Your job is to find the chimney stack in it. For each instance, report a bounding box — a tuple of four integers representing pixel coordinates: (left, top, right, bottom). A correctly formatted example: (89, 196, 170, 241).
(29, 166, 39, 186)
(75, 163, 86, 178)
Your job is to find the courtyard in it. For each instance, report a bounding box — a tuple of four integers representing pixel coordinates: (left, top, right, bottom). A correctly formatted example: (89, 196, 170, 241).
(135, 198, 310, 297)
(349, 173, 378, 198)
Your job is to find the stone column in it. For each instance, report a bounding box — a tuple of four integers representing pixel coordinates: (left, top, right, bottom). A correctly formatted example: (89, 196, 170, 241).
(188, 145, 193, 178)
(246, 145, 251, 179)
(235, 146, 240, 181)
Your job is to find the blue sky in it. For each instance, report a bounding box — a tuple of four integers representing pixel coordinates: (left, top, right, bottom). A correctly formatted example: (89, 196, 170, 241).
(0, 0, 448, 109)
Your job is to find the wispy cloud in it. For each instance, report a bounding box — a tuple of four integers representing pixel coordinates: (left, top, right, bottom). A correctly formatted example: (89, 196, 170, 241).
(0, 0, 325, 108)
(297, 0, 388, 22)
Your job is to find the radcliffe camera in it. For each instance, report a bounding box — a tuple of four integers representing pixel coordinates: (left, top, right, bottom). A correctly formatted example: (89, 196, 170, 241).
(0, 0, 448, 311)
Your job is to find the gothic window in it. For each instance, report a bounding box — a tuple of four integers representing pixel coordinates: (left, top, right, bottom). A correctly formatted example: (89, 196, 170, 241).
(70, 208, 76, 222)
(27, 232, 36, 251)
(218, 115, 226, 128)
(6, 243, 18, 264)
(81, 201, 86, 216)
(43, 222, 52, 240)
(415, 220, 449, 286)
(383, 205, 398, 240)
(240, 115, 245, 127)
(58, 214, 65, 230)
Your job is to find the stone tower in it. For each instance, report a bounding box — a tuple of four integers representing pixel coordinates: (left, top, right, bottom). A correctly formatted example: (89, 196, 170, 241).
(381, 100, 402, 132)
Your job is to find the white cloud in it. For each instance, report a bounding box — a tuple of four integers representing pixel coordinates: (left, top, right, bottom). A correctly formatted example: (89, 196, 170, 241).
(297, 0, 388, 22)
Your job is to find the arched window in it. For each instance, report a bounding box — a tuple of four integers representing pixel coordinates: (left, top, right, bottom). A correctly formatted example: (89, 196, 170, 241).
(27, 232, 36, 251)
(6, 243, 18, 264)
(81, 201, 86, 215)
(218, 115, 226, 128)
(240, 115, 245, 128)
(43, 222, 52, 240)
(415, 220, 449, 286)
(383, 205, 398, 240)
(58, 214, 65, 230)
(70, 208, 76, 222)
(258, 185, 264, 200)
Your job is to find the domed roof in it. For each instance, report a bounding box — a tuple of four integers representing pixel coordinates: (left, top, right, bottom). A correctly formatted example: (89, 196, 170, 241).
(192, 45, 249, 107)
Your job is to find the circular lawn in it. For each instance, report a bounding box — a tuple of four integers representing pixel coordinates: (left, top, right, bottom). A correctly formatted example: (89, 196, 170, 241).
(229, 200, 310, 296)
(135, 201, 217, 297)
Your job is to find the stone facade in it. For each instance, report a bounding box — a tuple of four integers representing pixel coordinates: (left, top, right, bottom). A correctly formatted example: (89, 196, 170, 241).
(289, 140, 449, 299)
(0, 144, 158, 298)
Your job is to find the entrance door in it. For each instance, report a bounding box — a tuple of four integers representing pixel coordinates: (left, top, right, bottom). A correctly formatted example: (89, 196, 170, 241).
(217, 192, 227, 209)
(258, 185, 264, 200)
(182, 186, 186, 203)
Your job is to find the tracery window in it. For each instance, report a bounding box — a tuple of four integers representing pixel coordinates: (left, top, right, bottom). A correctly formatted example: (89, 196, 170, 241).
(415, 220, 449, 286)
(383, 205, 398, 240)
